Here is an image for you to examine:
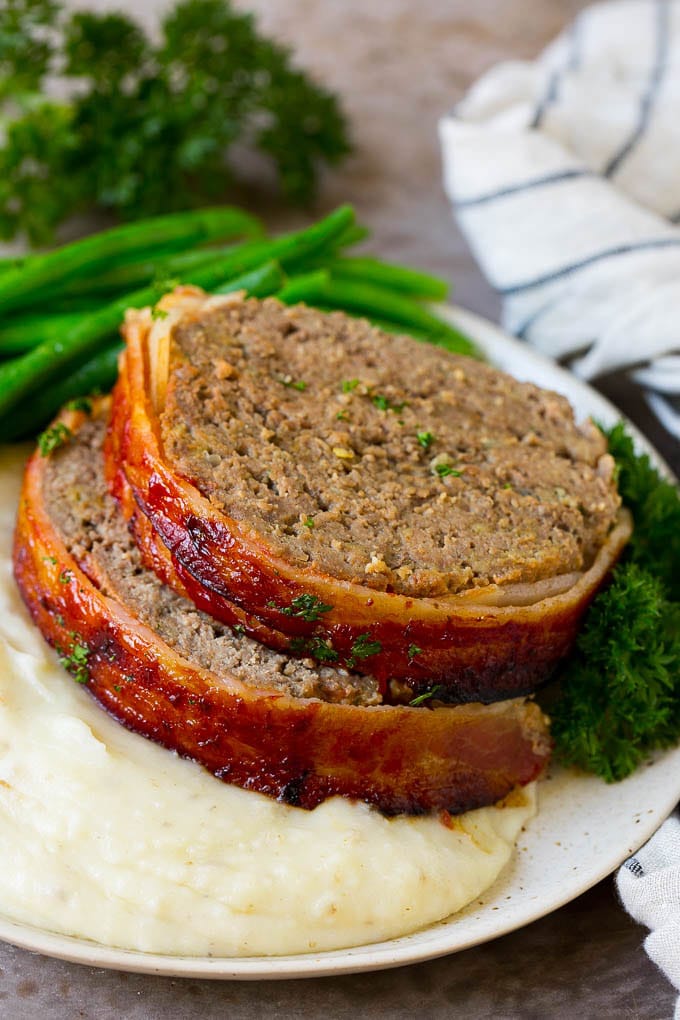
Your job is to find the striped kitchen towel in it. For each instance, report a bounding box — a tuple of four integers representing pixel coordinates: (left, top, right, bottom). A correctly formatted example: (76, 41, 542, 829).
(618, 813, 680, 1019)
(439, 0, 680, 439)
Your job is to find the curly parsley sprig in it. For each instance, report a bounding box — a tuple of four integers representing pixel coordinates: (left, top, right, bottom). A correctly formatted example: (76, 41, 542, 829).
(606, 422, 680, 600)
(548, 423, 680, 781)
(0, 0, 351, 245)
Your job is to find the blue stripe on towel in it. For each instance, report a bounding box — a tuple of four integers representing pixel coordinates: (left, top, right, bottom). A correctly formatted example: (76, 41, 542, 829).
(498, 237, 680, 296)
(456, 169, 591, 209)
(604, 0, 670, 177)
(515, 300, 558, 341)
(531, 14, 584, 129)
(530, 70, 560, 130)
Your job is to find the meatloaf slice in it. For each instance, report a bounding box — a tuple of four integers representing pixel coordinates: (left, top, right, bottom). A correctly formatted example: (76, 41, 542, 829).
(47, 415, 379, 708)
(108, 289, 631, 698)
(162, 296, 619, 597)
(12, 400, 551, 815)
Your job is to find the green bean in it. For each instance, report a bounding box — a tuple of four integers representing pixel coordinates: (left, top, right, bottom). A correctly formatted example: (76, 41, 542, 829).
(0, 206, 263, 317)
(181, 206, 352, 294)
(262, 205, 355, 268)
(328, 223, 370, 251)
(213, 261, 285, 297)
(275, 273, 475, 356)
(302, 305, 477, 356)
(4, 249, 232, 335)
(283, 224, 368, 275)
(146, 206, 353, 295)
(1, 343, 123, 441)
(0, 312, 85, 357)
(276, 270, 330, 305)
(45, 243, 249, 312)
(326, 256, 449, 301)
(340, 313, 479, 361)
(347, 315, 436, 343)
(278, 273, 474, 355)
(3, 262, 285, 436)
(0, 256, 28, 275)
(42, 296, 122, 315)
(0, 207, 355, 422)
(54, 243, 243, 302)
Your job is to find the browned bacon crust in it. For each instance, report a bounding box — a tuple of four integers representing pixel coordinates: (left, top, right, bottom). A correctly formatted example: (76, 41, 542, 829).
(12, 404, 551, 815)
(106, 292, 632, 703)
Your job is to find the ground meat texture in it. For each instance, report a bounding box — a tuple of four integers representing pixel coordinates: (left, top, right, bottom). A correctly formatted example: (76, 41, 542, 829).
(160, 298, 621, 598)
(43, 417, 380, 707)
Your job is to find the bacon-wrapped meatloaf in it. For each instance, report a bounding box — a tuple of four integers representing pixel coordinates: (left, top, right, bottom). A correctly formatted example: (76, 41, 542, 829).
(13, 402, 551, 814)
(107, 289, 631, 703)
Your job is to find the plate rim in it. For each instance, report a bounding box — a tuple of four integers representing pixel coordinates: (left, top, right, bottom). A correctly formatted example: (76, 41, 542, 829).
(1, 303, 678, 979)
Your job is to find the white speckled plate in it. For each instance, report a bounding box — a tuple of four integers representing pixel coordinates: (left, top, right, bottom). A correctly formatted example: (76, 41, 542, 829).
(1, 305, 678, 978)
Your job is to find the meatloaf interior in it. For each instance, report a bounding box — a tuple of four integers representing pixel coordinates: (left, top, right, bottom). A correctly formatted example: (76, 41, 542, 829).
(16, 403, 551, 814)
(43, 415, 380, 708)
(161, 297, 621, 597)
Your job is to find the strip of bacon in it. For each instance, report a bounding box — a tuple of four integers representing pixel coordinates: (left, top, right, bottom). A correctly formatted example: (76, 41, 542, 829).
(13, 404, 551, 815)
(106, 291, 632, 702)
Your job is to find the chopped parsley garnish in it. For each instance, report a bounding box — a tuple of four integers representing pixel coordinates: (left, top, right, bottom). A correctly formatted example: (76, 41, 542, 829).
(232, 624, 245, 636)
(153, 274, 181, 293)
(434, 463, 462, 478)
(281, 377, 307, 391)
(64, 396, 93, 414)
(371, 392, 407, 413)
(417, 431, 435, 450)
(37, 422, 72, 456)
(303, 516, 315, 529)
(43, 555, 58, 565)
(407, 644, 422, 659)
(58, 569, 72, 584)
(58, 635, 90, 685)
(280, 593, 333, 621)
(289, 634, 338, 662)
(349, 633, 382, 660)
(409, 685, 443, 707)
(336, 410, 349, 421)
(307, 637, 339, 662)
(341, 379, 360, 392)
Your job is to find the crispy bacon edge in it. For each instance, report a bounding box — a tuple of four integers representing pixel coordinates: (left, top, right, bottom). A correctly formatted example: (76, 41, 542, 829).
(107, 291, 633, 702)
(12, 404, 551, 815)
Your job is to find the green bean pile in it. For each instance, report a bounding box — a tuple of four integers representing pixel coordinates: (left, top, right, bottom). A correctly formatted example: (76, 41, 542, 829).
(0, 205, 475, 441)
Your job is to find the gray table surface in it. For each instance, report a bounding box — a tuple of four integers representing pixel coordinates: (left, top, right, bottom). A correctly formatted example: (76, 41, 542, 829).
(1, 1, 677, 1016)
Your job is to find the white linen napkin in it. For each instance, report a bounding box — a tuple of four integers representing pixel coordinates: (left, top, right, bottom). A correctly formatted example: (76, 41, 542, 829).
(618, 815, 680, 1018)
(440, 1, 680, 1004)
(439, 0, 680, 438)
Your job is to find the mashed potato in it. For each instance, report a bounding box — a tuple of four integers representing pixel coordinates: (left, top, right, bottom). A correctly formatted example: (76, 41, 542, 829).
(0, 445, 535, 957)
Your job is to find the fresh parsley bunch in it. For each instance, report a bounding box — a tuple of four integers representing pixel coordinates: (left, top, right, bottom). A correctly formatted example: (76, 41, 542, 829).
(0, 0, 351, 245)
(549, 424, 680, 781)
